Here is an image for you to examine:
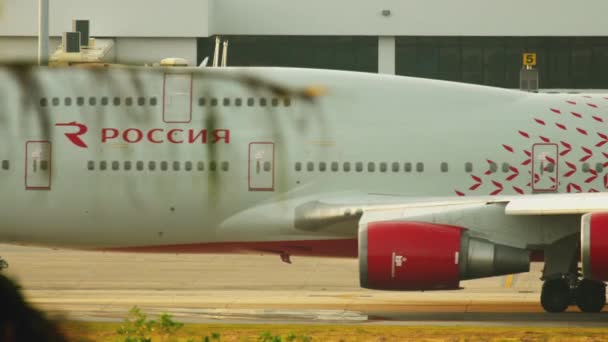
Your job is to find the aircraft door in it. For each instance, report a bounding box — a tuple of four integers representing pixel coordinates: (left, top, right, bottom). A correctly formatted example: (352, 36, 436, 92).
(25, 141, 52, 190)
(532, 143, 558, 192)
(248, 142, 274, 191)
(163, 73, 192, 123)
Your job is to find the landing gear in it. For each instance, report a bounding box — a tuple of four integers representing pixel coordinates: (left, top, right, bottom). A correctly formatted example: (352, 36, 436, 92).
(541, 278, 570, 313)
(541, 277, 606, 313)
(576, 279, 606, 313)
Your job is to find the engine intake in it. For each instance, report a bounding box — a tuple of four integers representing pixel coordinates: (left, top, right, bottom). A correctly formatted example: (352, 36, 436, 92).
(581, 212, 608, 281)
(359, 221, 530, 290)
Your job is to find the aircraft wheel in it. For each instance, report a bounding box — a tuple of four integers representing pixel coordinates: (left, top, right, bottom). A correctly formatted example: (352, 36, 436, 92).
(576, 279, 606, 313)
(541, 278, 570, 313)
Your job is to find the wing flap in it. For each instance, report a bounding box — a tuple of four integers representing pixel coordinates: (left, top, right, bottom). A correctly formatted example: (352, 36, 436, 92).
(505, 193, 608, 215)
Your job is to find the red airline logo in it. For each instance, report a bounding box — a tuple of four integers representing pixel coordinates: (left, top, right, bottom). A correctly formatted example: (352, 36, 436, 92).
(55, 122, 88, 148)
(56, 122, 230, 148)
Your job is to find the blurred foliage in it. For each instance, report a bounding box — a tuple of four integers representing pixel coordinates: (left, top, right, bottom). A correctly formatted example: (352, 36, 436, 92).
(0, 273, 69, 341)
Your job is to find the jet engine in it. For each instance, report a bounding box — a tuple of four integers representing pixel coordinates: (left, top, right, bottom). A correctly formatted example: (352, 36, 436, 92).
(359, 221, 530, 290)
(581, 212, 608, 281)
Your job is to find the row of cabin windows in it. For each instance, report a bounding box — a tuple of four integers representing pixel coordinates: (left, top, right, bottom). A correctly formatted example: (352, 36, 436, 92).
(294, 161, 606, 173)
(40, 97, 158, 107)
(294, 161, 552, 173)
(39, 96, 292, 108)
(87, 160, 229, 172)
(198, 97, 291, 107)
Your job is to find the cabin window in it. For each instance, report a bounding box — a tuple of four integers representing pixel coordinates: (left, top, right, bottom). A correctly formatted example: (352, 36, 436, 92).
(185, 161, 192, 171)
(295, 162, 302, 171)
(64, 97, 72, 106)
(209, 161, 217, 171)
(210, 98, 218, 106)
(271, 98, 279, 107)
(124, 161, 132, 171)
(465, 162, 473, 173)
(263, 161, 271, 172)
(247, 98, 255, 106)
(113, 97, 121, 106)
(343, 162, 351, 172)
(160, 161, 168, 171)
(87, 161, 94, 170)
(502, 163, 510, 173)
(307, 162, 314, 172)
(112, 161, 119, 171)
(77, 97, 85, 106)
(136, 161, 144, 171)
(100, 161, 107, 171)
(52, 97, 60, 106)
(101, 97, 109, 106)
(198, 98, 206, 106)
(2, 160, 8, 170)
(40, 160, 49, 171)
(197, 161, 204, 171)
(392, 162, 400, 172)
(138, 97, 146, 106)
(88, 97, 96, 106)
(40, 98, 48, 107)
(441, 162, 448, 173)
(148, 161, 156, 171)
(125, 97, 133, 106)
(319, 162, 327, 172)
(173, 161, 180, 171)
(489, 161, 498, 173)
(223, 98, 231, 106)
(284, 98, 292, 106)
(416, 162, 424, 172)
(379, 162, 387, 173)
(260, 98, 267, 107)
(356, 162, 363, 172)
(331, 162, 339, 172)
(222, 161, 230, 171)
(596, 163, 604, 172)
(582, 163, 590, 173)
(368, 162, 375, 172)
(404, 162, 412, 172)
(150, 97, 158, 106)
(235, 98, 242, 107)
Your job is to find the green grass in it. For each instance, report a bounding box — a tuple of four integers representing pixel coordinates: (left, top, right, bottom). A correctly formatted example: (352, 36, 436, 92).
(60, 321, 608, 342)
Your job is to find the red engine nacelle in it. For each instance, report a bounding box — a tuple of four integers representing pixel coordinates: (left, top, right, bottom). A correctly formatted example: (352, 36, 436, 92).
(359, 221, 530, 291)
(581, 212, 608, 281)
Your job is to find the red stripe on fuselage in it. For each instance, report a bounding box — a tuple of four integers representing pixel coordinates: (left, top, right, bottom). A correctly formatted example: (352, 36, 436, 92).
(102, 239, 359, 258)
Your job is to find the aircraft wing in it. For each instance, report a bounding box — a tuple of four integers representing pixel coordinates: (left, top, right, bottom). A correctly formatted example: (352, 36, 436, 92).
(502, 192, 608, 215)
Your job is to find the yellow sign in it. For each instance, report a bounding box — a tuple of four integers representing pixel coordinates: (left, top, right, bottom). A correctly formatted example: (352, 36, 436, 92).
(523, 53, 537, 66)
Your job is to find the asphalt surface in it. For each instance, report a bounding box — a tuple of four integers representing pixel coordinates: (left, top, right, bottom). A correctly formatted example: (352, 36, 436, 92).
(1, 244, 606, 327)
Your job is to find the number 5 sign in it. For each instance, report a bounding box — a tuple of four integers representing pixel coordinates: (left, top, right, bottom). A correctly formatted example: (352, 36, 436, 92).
(523, 53, 537, 67)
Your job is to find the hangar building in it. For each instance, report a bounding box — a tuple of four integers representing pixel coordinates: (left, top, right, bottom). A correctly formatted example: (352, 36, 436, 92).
(1, 0, 607, 88)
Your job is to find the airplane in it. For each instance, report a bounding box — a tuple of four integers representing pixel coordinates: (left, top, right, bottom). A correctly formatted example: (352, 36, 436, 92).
(0, 64, 606, 314)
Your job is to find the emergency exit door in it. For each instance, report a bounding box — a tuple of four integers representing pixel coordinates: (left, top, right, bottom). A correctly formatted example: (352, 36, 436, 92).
(25, 141, 52, 190)
(248, 142, 274, 191)
(532, 143, 558, 192)
(163, 73, 192, 123)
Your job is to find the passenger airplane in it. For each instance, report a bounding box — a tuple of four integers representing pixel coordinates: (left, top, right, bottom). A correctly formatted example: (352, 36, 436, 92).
(0, 65, 606, 313)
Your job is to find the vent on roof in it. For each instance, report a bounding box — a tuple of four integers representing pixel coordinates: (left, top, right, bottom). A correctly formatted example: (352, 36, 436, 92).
(62, 32, 81, 53)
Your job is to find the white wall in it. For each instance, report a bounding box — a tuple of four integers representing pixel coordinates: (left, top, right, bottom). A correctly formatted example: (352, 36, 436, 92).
(0, 0, 211, 37)
(0, 36, 60, 62)
(213, 0, 608, 36)
(114, 38, 197, 66)
(1, 0, 608, 38)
